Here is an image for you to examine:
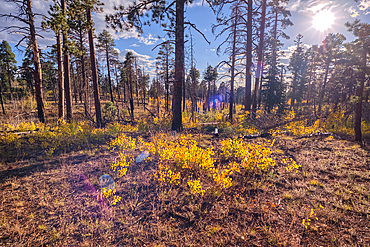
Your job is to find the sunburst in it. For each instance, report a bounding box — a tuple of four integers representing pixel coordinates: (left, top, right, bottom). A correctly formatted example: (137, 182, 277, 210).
(312, 9, 335, 32)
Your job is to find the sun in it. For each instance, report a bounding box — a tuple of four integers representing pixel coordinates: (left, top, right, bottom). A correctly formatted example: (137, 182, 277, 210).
(312, 9, 335, 31)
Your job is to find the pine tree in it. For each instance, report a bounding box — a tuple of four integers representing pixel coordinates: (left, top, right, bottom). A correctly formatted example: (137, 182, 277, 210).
(203, 65, 218, 112)
(345, 20, 370, 142)
(42, 0, 65, 119)
(288, 34, 304, 109)
(61, 0, 73, 121)
(304, 45, 319, 109)
(156, 42, 174, 111)
(252, 0, 267, 114)
(188, 66, 200, 121)
(137, 66, 150, 111)
(67, 0, 91, 118)
(244, 0, 253, 112)
(316, 33, 346, 115)
(85, 0, 104, 127)
(212, 0, 242, 122)
(124, 52, 135, 120)
(19, 48, 35, 98)
(106, 0, 212, 131)
(0, 41, 17, 100)
(96, 29, 116, 104)
(261, 0, 292, 113)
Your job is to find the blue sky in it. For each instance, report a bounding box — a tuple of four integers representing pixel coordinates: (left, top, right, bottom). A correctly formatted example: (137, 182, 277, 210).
(1, 0, 370, 86)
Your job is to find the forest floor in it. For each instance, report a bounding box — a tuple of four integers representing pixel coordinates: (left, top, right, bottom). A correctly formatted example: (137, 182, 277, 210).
(0, 102, 370, 246)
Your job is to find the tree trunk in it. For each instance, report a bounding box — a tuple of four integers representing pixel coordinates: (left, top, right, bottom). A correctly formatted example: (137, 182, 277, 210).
(190, 74, 196, 122)
(114, 63, 120, 101)
(129, 67, 134, 119)
(142, 66, 145, 111)
(165, 53, 169, 111)
(317, 62, 329, 115)
(252, 0, 266, 114)
(6, 68, 13, 101)
(306, 57, 315, 105)
(106, 46, 114, 103)
(61, 0, 72, 121)
(87, 7, 102, 127)
(355, 43, 367, 142)
(71, 59, 78, 104)
(271, 11, 278, 72)
(245, 0, 252, 112)
(291, 73, 297, 109)
(258, 62, 264, 108)
(0, 80, 6, 115)
(57, 30, 64, 119)
(127, 63, 134, 120)
(172, 0, 185, 131)
(123, 74, 126, 103)
(27, 0, 45, 123)
(213, 79, 216, 110)
(229, 5, 238, 123)
(134, 57, 139, 106)
(79, 31, 89, 117)
(207, 80, 210, 111)
(157, 77, 160, 114)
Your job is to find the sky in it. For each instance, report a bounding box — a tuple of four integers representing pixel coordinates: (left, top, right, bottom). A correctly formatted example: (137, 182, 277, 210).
(0, 0, 370, 87)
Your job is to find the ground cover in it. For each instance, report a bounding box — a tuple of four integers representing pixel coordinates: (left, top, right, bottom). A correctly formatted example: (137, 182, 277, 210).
(0, 102, 370, 246)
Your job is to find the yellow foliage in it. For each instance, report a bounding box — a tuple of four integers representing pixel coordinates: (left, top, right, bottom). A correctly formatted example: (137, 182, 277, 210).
(188, 178, 205, 195)
(109, 133, 279, 194)
(272, 110, 324, 136)
(0, 120, 138, 158)
(109, 133, 143, 178)
(283, 158, 301, 173)
(98, 188, 122, 205)
(302, 205, 324, 229)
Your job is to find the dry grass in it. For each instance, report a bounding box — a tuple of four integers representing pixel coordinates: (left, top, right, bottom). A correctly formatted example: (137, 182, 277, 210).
(0, 100, 370, 246)
(0, 132, 369, 246)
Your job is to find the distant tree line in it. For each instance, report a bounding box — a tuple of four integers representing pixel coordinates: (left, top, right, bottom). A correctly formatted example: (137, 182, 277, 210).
(0, 0, 369, 141)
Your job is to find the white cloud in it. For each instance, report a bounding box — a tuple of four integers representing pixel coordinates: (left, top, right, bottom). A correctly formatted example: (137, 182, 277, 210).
(287, 0, 302, 11)
(348, 6, 360, 17)
(306, 3, 330, 13)
(0, 0, 158, 52)
(116, 48, 157, 77)
(210, 48, 215, 52)
(188, 0, 205, 8)
(113, 47, 120, 54)
(358, 0, 370, 14)
(93, 0, 160, 45)
(288, 0, 336, 14)
(138, 33, 159, 45)
(130, 43, 140, 47)
(280, 44, 311, 65)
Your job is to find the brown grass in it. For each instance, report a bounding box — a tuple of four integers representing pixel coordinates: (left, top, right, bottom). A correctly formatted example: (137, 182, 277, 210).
(0, 100, 370, 246)
(0, 133, 369, 246)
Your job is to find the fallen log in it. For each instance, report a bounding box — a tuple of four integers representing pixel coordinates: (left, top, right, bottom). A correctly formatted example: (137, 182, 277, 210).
(297, 131, 333, 139)
(260, 115, 319, 130)
(197, 122, 219, 126)
(243, 133, 271, 139)
(144, 107, 156, 117)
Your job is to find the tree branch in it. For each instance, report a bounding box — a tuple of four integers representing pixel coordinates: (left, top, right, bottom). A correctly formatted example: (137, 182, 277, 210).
(151, 40, 175, 51)
(184, 21, 210, 45)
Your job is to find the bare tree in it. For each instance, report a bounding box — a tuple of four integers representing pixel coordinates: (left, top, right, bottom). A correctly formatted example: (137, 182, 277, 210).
(0, 0, 45, 122)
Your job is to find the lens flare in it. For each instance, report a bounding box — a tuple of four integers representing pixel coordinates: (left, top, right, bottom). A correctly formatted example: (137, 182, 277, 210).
(135, 151, 150, 163)
(99, 174, 115, 191)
